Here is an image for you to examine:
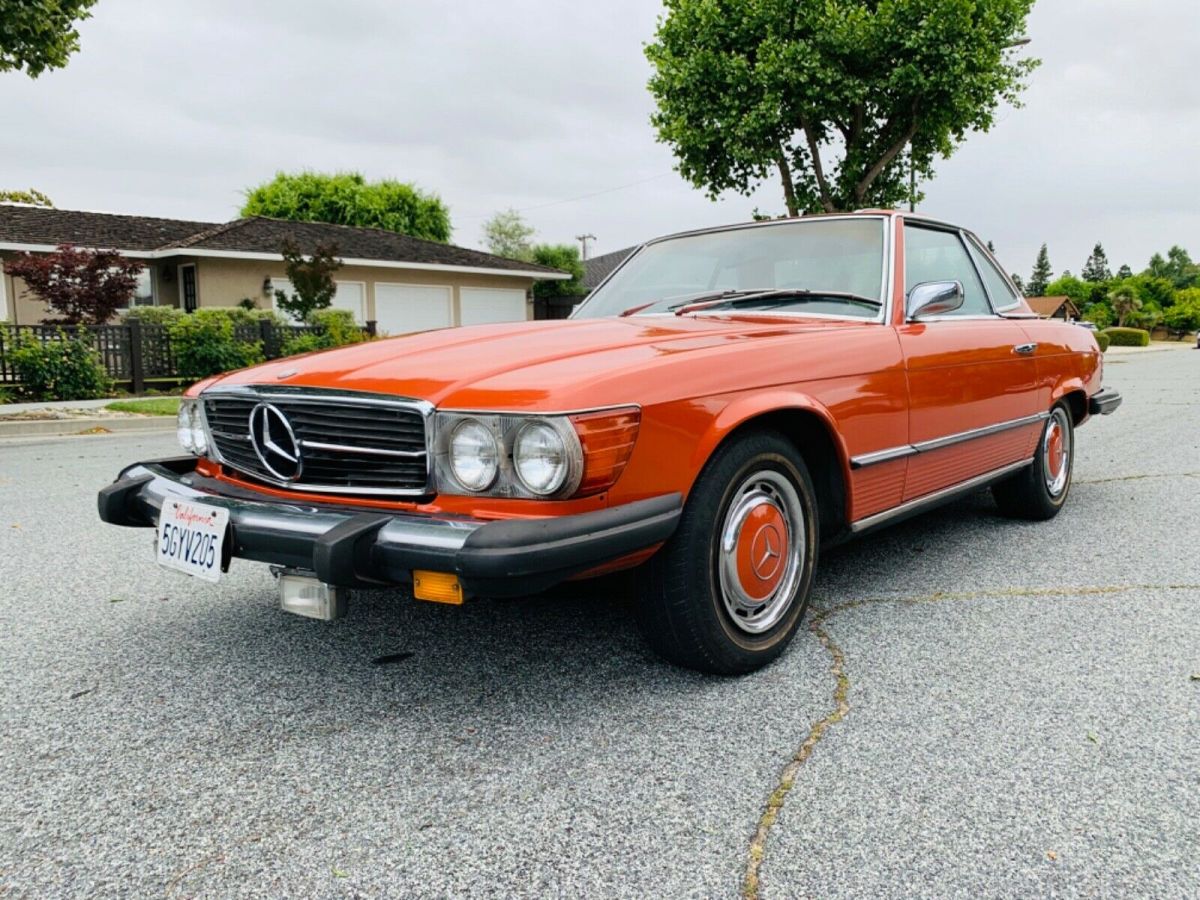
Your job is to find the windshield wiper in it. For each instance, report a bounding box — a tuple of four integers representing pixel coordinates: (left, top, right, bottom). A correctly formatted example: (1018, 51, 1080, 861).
(672, 289, 882, 316)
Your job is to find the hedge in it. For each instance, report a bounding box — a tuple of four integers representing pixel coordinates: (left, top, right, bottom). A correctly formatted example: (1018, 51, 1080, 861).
(1101, 327, 1150, 347)
(1093, 331, 1110, 352)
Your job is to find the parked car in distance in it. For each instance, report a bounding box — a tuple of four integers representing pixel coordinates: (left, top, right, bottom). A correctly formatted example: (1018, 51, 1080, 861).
(1075, 320, 1099, 331)
(99, 211, 1121, 674)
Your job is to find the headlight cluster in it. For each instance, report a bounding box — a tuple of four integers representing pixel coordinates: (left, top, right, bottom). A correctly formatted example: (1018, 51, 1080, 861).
(176, 399, 210, 456)
(435, 412, 583, 498)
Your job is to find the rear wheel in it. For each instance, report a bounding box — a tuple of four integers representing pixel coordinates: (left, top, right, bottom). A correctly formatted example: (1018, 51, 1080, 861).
(992, 402, 1074, 520)
(635, 430, 818, 675)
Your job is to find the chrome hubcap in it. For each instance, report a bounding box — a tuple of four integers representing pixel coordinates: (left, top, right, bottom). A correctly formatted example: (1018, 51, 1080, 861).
(1042, 409, 1071, 497)
(718, 470, 805, 634)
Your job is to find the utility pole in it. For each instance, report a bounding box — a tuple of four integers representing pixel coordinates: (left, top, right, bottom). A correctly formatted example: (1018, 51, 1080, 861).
(575, 233, 597, 261)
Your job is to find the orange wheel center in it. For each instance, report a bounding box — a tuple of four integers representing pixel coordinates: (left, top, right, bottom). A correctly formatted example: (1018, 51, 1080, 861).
(734, 503, 788, 603)
(1047, 426, 1064, 478)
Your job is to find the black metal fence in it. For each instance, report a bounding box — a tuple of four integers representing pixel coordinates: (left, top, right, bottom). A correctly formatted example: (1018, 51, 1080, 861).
(0, 320, 376, 392)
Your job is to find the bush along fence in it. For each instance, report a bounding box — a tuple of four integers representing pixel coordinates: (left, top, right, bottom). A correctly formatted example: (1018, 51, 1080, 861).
(0, 318, 377, 393)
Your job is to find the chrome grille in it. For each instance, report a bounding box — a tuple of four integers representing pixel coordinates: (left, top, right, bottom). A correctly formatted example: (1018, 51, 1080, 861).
(203, 388, 431, 496)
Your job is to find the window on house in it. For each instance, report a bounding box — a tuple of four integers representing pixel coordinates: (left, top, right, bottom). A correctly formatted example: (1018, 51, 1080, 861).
(130, 267, 156, 307)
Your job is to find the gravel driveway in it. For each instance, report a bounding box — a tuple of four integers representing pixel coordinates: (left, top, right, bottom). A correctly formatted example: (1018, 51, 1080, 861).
(1, 348, 1196, 898)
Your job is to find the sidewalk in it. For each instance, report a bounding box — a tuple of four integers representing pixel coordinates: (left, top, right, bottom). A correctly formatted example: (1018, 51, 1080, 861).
(0, 396, 182, 416)
(0, 395, 181, 437)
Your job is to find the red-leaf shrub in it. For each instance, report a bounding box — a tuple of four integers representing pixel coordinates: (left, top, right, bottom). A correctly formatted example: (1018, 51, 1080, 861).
(3, 244, 144, 325)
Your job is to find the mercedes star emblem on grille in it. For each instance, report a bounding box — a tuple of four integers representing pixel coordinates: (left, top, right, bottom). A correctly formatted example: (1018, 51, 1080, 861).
(248, 402, 302, 481)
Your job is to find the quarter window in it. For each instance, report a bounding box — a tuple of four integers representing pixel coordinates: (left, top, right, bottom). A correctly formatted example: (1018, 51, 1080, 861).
(904, 225, 990, 317)
(966, 236, 1022, 311)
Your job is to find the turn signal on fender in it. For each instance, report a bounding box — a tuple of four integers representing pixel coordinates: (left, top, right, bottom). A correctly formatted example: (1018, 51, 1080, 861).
(570, 407, 641, 496)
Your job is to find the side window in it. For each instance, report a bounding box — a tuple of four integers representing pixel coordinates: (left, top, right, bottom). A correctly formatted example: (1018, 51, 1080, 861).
(966, 236, 1022, 311)
(904, 224, 991, 316)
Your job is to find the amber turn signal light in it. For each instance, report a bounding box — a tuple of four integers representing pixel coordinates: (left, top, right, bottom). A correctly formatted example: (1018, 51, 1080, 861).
(413, 570, 464, 605)
(570, 407, 640, 496)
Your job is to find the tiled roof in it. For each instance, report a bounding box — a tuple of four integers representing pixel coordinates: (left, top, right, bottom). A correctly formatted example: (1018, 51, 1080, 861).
(175, 217, 565, 274)
(0, 204, 216, 251)
(0, 205, 565, 276)
(583, 247, 636, 290)
(1025, 295, 1078, 318)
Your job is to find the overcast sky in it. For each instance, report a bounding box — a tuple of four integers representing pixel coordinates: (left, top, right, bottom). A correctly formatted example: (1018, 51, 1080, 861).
(0, 0, 1196, 280)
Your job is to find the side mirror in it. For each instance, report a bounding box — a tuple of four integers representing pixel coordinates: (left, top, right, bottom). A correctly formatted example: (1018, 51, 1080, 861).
(907, 281, 964, 320)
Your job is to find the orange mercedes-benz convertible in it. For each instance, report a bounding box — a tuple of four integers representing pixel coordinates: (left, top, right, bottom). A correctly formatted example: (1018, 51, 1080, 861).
(99, 211, 1120, 673)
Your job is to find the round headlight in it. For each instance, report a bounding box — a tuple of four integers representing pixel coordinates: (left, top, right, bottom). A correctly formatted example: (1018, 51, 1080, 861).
(449, 419, 499, 491)
(514, 421, 569, 496)
(177, 403, 197, 454)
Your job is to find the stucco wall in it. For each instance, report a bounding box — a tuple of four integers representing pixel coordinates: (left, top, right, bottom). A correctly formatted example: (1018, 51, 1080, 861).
(0, 250, 538, 325)
(1, 251, 174, 324)
(192, 258, 536, 324)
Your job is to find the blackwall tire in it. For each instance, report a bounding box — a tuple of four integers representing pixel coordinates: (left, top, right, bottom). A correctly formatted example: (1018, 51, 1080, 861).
(992, 402, 1074, 521)
(635, 430, 819, 675)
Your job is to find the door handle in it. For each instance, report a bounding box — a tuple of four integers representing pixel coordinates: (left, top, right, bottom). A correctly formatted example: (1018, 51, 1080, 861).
(1013, 343, 1038, 355)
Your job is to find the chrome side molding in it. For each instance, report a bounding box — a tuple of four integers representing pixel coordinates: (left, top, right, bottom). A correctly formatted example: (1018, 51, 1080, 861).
(850, 412, 1050, 470)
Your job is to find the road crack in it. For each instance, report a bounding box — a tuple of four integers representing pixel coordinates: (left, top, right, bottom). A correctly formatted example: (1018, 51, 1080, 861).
(1076, 472, 1200, 484)
(741, 581, 1200, 900)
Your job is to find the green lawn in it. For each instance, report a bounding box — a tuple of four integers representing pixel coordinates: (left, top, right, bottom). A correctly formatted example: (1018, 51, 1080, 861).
(104, 398, 181, 416)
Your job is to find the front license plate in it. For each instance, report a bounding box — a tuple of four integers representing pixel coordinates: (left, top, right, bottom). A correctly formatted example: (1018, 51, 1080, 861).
(156, 499, 229, 583)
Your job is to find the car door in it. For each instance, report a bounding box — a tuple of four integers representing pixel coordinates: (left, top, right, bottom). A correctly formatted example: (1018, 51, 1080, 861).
(896, 221, 1042, 502)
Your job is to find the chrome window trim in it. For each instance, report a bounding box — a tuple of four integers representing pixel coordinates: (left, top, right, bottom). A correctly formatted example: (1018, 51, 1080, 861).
(200, 384, 435, 497)
(901, 220, 1000, 321)
(573, 214, 892, 324)
(850, 411, 1050, 469)
(963, 232, 1024, 312)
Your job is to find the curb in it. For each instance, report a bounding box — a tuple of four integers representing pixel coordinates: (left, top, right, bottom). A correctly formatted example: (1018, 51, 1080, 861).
(0, 416, 176, 438)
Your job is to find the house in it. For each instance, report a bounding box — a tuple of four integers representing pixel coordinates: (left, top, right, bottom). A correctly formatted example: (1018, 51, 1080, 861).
(0, 205, 567, 332)
(583, 246, 636, 295)
(1024, 295, 1081, 321)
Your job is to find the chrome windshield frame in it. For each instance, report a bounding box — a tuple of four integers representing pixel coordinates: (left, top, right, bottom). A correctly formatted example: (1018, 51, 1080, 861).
(572, 214, 895, 326)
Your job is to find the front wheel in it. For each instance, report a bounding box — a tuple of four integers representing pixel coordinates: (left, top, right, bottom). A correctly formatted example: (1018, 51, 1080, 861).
(992, 402, 1074, 520)
(635, 430, 818, 675)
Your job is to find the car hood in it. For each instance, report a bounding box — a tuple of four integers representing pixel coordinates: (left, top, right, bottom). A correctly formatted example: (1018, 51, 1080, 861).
(208, 315, 876, 411)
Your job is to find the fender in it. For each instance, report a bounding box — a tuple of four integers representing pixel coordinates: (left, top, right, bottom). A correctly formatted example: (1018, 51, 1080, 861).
(689, 389, 853, 495)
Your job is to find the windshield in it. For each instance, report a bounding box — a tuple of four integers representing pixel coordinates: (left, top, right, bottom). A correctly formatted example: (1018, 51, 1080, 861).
(574, 217, 886, 319)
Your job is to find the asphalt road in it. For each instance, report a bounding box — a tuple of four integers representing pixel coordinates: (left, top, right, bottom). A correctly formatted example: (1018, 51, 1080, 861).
(1, 347, 1197, 898)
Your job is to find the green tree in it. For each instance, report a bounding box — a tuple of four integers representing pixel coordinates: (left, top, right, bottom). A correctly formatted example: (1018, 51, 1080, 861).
(1163, 288, 1200, 336)
(645, 0, 1038, 215)
(1081, 242, 1111, 282)
(530, 244, 586, 301)
(0, 0, 97, 77)
(1125, 273, 1177, 310)
(1081, 302, 1113, 330)
(242, 172, 451, 242)
(1109, 285, 1141, 328)
(1028, 244, 1052, 296)
(1010, 273, 1025, 294)
(1044, 274, 1091, 307)
(1152, 247, 1200, 289)
(273, 240, 343, 321)
(1116, 264, 1133, 279)
(482, 208, 535, 261)
(0, 188, 53, 206)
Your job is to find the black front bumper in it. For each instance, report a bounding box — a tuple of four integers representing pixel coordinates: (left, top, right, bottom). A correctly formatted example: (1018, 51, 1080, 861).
(98, 458, 682, 596)
(1088, 388, 1122, 416)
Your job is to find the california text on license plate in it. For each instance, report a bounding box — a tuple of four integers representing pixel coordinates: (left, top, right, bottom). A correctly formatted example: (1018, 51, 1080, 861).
(157, 499, 229, 583)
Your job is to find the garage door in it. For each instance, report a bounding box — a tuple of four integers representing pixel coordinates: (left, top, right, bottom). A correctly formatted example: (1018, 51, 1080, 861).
(374, 283, 454, 335)
(269, 280, 366, 323)
(332, 281, 365, 323)
(459, 288, 528, 326)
